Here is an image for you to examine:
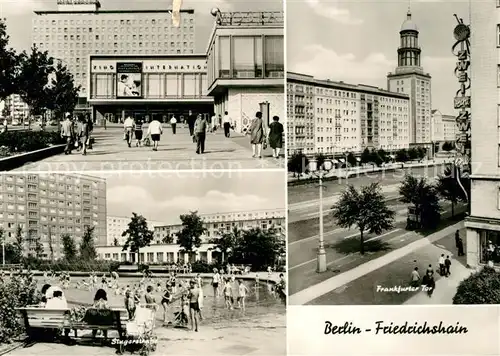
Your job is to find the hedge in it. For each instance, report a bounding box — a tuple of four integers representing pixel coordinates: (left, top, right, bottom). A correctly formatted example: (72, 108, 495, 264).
(0, 130, 64, 156)
(453, 266, 500, 304)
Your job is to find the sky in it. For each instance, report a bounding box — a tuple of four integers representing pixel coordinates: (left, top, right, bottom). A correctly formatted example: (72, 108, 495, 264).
(287, 0, 471, 115)
(0, 0, 282, 53)
(99, 171, 285, 224)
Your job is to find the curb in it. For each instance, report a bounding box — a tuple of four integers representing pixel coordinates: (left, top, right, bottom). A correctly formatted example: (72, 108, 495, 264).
(0, 341, 25, 356)
(0, 144, 66, 171)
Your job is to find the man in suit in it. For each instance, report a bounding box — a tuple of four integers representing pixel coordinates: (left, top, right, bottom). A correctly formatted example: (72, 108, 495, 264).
(194, 114, 208, 154)
(60, 112, 75, 155)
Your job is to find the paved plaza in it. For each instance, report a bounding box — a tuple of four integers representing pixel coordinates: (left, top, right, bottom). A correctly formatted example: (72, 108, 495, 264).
(16, 125, 284, 171)
(5, 313, 285, 356)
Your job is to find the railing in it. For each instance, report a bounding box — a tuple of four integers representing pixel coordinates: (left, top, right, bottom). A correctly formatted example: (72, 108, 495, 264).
(217, 11, 284, 26)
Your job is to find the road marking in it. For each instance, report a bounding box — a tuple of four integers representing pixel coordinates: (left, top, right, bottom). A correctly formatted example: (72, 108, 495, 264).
(288, 227, 346, 246)
(289, 228, 401, 270)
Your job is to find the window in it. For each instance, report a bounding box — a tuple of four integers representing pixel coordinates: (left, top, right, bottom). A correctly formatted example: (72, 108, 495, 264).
(165, 74, 178, 97)
(233, 36, 256, 78)
(264, 36, 284, 78)
(147, 74, 163, 98)
(183, 74, 196, 97)
(218, 36, 230, 78)
(92, 74, 113, 98)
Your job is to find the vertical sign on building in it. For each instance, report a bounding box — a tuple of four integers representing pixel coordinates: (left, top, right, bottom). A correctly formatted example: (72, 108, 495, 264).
(452, 14, 471, 200)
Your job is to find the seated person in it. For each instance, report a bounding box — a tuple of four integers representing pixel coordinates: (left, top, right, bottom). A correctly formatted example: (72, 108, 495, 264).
(39, 284, 51, 306)
(45, 290, 68, 309)
(91, 289, 110, 339)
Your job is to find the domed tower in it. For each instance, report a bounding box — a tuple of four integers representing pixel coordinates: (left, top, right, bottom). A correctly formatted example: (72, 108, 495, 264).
(387, 7, 432, 145)
(398, 9, 421, 68)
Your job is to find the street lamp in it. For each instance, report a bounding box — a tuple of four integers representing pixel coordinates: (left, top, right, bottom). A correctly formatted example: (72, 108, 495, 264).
(308, 158, 334, 273)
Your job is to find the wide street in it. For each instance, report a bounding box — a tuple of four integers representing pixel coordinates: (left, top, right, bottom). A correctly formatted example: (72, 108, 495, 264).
(16, 125, 283, 171)
(288, 163, 458, 296)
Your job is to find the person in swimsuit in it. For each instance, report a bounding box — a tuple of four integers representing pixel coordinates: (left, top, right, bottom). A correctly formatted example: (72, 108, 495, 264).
(188, 280, 200, 332)
(223, 278, 233, 310)
(144, 285, 157, 310)
(212, 269, 220, 297)
(237, 279, 249, 310)
(161, 284, 173, 323)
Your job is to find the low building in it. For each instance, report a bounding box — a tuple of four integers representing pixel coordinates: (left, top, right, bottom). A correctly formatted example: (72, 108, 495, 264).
(205, 10, 284, 132)
(3, 95, 29, 121)
(88, 54, 213, 123)
(106, 216, 164, 246)
(96, 208, 285, 264)
(431, 109, 457, 144)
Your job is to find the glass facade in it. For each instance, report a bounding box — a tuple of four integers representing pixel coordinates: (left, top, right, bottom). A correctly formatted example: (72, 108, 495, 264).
(207, 34, 284, 87)
(90, 72, 208, 99)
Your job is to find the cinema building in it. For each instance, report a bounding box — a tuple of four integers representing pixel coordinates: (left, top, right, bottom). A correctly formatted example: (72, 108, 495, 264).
(88, 54, 213, 123)
(205, 10, 284, 132)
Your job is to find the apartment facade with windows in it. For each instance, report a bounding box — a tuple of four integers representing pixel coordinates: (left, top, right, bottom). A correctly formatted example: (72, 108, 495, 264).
(431, 109, 457, 143)
(107, 216, 164, 246)
(0, 174, 106, 259)
(205, 11, 284, 132)
(97, 209, 285, 264)
(32, 0, 196, 105)
(287, 72, 410, 156)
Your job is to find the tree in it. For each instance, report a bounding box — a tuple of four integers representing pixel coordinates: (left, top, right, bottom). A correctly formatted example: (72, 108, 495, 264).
(32, 235, 44, 260)
(2, 105, 10, 119)
(331, 183, 396, 255)
(121, 213, 154, 264)
(79, 226, 97, 261)
(370, 149, 385, 167)
(176, 211, 206, 262)
(45, 61, 81, 121)
(399, 174, 441, 230)
(61, 233, 77, 261)
(395, 148, 409, 162)
(0, 19, 21, 101)
(232, 227, 284, 271)
(442, 141, 454, 152)
(113, 237, 119, 246)
(436, 164, 469, 217)
(314, 152, 326, 169)
(162, 235, 174, 244)
(360, 148, 371, 165)
(453, 266, 500, 304)
(346, 152, 357, 167)
(16, 46, 54, 117)
(209, 226, 242, 263)
(407, 147, 419, 161)
(12, 225, 24, 263)
(288, 152, 309, 177)
(48, 226, 54, 262)
(416, 146, 427, 160)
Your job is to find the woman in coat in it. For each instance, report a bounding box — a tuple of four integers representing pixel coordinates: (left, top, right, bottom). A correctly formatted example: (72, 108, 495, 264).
(268, 115, 284, 158)
(248, 111, 265, 158)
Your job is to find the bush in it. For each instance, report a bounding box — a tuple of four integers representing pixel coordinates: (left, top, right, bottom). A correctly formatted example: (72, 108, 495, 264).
(191, 261, 217, 273)
(453, 266, 500, 304)
(0, 131, 64, 153)
(0, 275, 40, 343)
(23, 258, 121, 273)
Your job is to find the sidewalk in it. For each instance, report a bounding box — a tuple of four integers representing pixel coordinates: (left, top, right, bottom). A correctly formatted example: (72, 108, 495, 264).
(290, 220, 465, 305)
(15, 127, 283, 171)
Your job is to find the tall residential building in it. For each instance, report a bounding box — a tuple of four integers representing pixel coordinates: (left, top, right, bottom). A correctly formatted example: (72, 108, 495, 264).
(464, 1, 499, 269)
(287, 72, 410, 156)
(431, 109, 458, 143)
(107, 216, 164, 246)
(0, 174, 107, 259)
(97, 209, 285, 264)
(32, 0, 196, 101)
(205, 10, 284, 132)
(387, 9, 432, 144)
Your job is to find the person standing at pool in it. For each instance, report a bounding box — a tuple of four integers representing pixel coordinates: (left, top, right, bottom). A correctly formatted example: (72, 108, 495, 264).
(223, 278, 233, 310)
(124, 290, 136, 320)
(144, 285, 157, 310)
(237, 279, 249, 310)
(161, 284, 173, 324)
(196, 274, 204, 321)
(188, 280, 200, 332)
(212, 269, 221, 297)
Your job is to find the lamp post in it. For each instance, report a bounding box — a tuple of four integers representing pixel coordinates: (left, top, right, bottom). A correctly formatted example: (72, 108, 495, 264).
(309, 158, 333, 273)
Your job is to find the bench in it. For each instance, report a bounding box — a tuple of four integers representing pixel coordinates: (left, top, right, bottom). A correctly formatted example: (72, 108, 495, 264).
(17, 307, 128, 342)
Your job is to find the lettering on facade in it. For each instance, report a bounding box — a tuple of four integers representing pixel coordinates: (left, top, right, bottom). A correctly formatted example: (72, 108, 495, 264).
(91, 60, 207, 74)
(452, 15, 471, 195)
(57, 0, 96, 4)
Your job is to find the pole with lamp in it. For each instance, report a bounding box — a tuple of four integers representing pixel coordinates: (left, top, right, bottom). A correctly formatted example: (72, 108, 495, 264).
(308, 158, 334, 273)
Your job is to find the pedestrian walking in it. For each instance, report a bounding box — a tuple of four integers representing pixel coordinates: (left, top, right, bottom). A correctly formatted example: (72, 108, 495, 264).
(445, 255, 451, 277)
(268, 115, 284, 158)
(410, 267, 420, 288)
(223, 111, 231, 138)
(422, 272, 435, 298)
(455, 230, 460, 249)
(146, 116, 163, 151)
(86, 113, 93, 150)
(425, 264, 434, 277)
(60, 113, 74, 155)
(123, 114, 135, 148)
(187, 110, 196, 142)
(194, 114, 207, 154)
(79, 114, 90, 155)
(170, 115, 177, 134)
(247, 111, 265, 159)
(134, 118, 144, 147)
(438, 254, 445, 276)
(210, 112, 217, 133)
(457, 237, 465, 256)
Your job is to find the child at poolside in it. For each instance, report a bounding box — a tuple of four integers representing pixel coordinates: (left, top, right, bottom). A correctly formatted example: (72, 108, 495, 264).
(237, 279, 249, 310)
(223, 278, 233, 310)
(124, 290, 136, 320)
